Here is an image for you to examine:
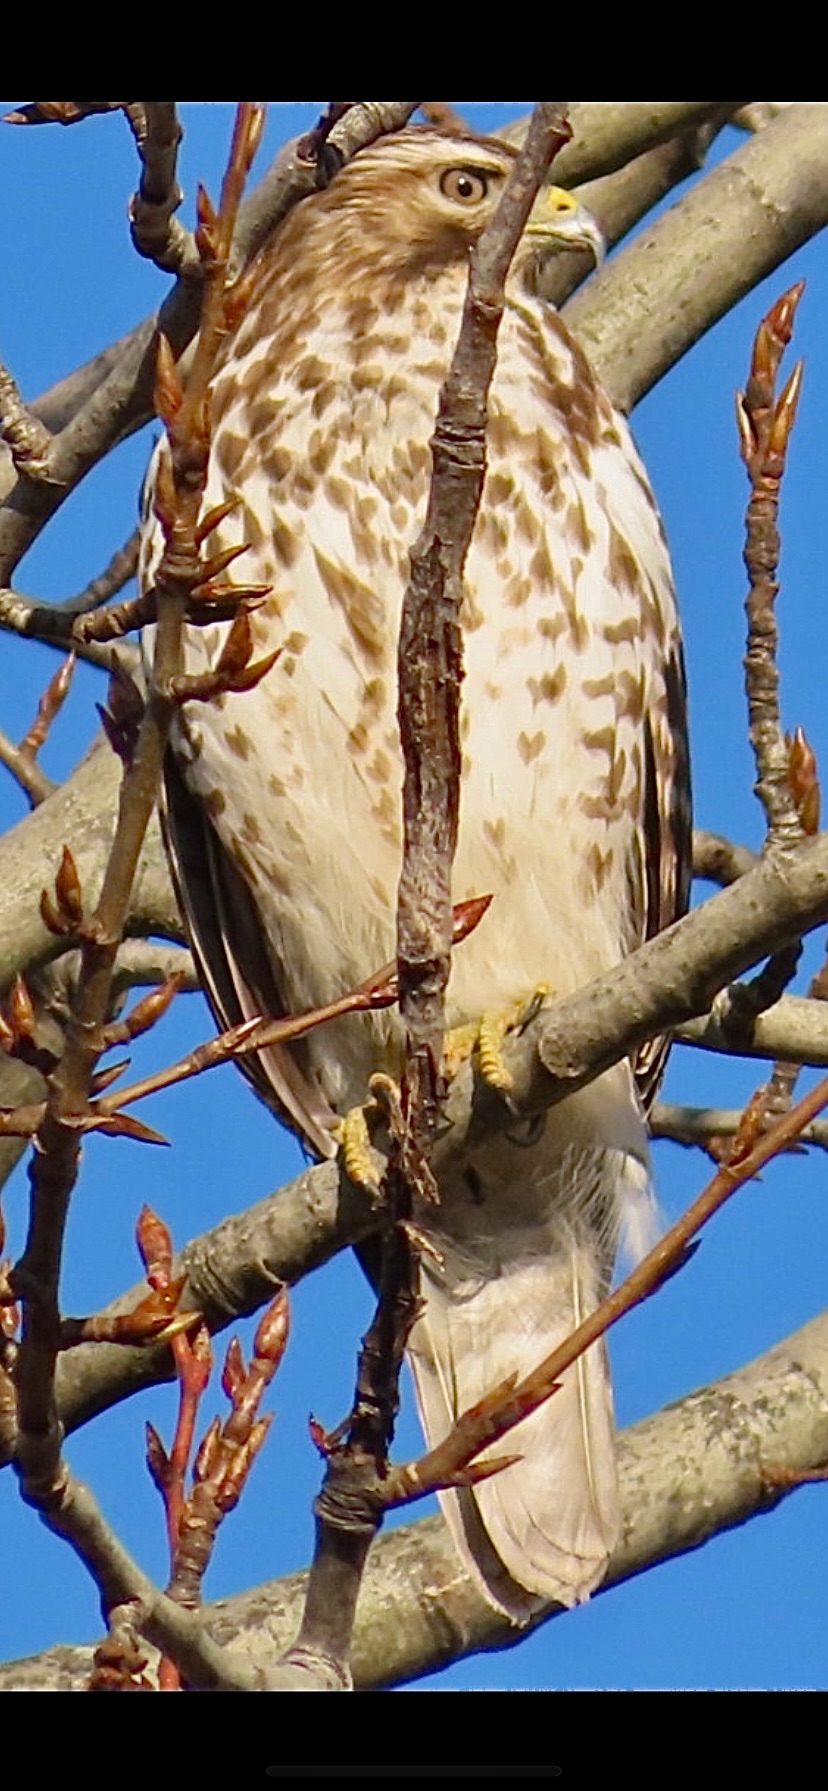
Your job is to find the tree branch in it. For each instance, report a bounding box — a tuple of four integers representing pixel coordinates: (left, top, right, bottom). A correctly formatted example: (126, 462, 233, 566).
(5, 1306, 827, 1690)
(566, 103, 828, 413)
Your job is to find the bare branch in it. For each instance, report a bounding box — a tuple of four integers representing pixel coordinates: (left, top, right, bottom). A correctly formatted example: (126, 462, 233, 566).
(0, 585, 139, 674)
(739, 284, 806, 850)
(0, 358, 54, 480)
(64, 528, 140, 617)
(651, 1101, 828, 1155)
(676, 992, 828, 1063)
(693, 828, 759, 886)
(7, 1306, 828, 1690)
(0, 727, 54, 806)
(567, 103, 828, 413)
(502, 102, 747, 186)
(128, 101, 197, 278)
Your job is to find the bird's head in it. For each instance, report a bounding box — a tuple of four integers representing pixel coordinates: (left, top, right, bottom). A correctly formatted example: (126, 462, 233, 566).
(292, 131, 604, 282)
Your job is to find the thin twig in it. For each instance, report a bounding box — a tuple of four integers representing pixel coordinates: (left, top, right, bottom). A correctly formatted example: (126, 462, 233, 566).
(3, 101, 132, 128)
(10, 105, 264, 1536)
(692, 828, 759, 886)
(650, 1100, 828, 1155)
(64, 528, 140, 616)
(0, 727, 54, 806)
(0, 585, 138, 674)
(0, 654, 75, 806)
(739, 283, 805, 851)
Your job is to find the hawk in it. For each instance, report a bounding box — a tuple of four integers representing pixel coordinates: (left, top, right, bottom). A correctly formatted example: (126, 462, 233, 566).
(144, 127, 691, 1622)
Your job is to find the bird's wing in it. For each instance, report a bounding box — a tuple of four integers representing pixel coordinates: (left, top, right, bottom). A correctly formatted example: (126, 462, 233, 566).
(633, 636, 693, 1112)
(162, 752, 339, 1160)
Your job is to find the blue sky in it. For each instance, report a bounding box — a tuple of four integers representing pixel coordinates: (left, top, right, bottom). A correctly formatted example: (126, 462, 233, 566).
(1, 103, 826, 1692)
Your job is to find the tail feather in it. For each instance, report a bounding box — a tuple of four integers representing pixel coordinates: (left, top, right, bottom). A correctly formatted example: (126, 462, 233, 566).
(407, 1242, 620, 1624)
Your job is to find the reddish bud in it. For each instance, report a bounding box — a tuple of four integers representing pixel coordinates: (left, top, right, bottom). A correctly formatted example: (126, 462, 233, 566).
(254, 1288, 290, 1369)
(121, 974, 183, 1042)
(88, 1112, 169, 1146)
(152, 446, 177, 530)
(228, 647, 281, 694)
(193, 542, 248, 585)
(8, 977, 35, 1040)
(145, 1421, 170, 1493)
(39, 888, 71, 937)
(245, 105, 266, 167)
(308, 1415, 331, 1456)
(55, 845, 83, 923)
(136, 1205, 174, 1282)
(153, 332, 183, 428)
(90, 1060, 130, 1095)
(787, 726, 821, 835)
(194, 1415, 222, 1483)
(768, 360, 804, 469)
(222, 1335, 246, 1402)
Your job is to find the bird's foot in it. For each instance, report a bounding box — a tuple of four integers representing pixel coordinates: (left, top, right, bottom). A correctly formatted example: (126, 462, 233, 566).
(444, 984, 551, 1097)
(333, 1097, 384, 1193)
(334, 1073, 406, 1193)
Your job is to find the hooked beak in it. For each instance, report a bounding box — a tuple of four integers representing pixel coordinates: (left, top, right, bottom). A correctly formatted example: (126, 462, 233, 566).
(524, 185, 605, 268)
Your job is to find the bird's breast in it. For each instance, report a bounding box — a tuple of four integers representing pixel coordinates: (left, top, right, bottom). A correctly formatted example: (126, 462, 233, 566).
(168, 284, 678, 1113)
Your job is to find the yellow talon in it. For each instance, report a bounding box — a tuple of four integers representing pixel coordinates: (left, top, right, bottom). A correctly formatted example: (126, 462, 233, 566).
(478, 1005, 521, 1093)
(442, 1019, 480, 1080)
(454, 984, 552, 1097)
(335, 1100, 381, 1192)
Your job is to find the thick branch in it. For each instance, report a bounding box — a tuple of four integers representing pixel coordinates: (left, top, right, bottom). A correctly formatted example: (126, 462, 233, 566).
(504, 102, 746, 187)
(538, 108, 737, 309)
(0, 737, 181, 995)
(566, 103, 828, 413)
(5, 1307, 827, 1689)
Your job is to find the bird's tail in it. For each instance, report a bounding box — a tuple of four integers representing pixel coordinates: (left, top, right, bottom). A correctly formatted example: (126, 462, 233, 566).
(406, 1238, 619, 1624)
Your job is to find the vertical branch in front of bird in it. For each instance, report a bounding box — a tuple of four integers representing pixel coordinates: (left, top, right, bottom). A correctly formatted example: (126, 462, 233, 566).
(390, 96, 572, 1390)
(739, 281, 805, 852)
(722, 284, 820, 1117)
(280, 103, 572, 1693)
(395, 98, 572, 1161)
(7, 106, 267, 1642)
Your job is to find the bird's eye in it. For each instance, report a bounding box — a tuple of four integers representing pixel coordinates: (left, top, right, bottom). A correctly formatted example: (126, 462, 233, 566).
(440, 167, 488, 205)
